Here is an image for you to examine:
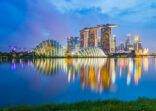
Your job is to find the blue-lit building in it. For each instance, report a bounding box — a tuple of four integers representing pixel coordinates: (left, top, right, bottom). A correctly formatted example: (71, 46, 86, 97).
(67, 36, 80, 52)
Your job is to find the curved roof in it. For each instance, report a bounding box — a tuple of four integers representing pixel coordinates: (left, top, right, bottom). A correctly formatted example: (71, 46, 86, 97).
(75, 47, 107, 57)
(34, 40, 64, 57)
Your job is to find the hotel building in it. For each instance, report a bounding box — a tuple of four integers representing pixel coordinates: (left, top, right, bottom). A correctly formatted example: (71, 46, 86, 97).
(80, 28, 89, 48)
(80, 24, 117, 54)
(88, 28, 98, 47)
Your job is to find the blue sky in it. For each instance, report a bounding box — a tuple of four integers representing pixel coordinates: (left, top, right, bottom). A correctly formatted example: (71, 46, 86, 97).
(0, 0, 156, 51)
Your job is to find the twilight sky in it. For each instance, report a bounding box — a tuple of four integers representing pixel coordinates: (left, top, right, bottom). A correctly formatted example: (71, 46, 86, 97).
(0, 0, 156, 52)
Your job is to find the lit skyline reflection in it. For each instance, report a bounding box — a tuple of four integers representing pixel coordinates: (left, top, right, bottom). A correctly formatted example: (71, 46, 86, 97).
(9, 57, 154, 93)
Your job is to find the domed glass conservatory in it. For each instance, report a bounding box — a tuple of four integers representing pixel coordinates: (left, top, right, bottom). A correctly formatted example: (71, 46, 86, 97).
(34, 40, 64, 57)
(75, 47, 107, 57)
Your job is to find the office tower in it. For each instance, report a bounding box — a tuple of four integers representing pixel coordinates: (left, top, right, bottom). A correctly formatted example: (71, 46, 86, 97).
(67, 36, 80, 51)
(117, 43, 125, 51)
(110, 36, 116, 53)
(134, 35, 142, 50)
(125, 34, 131, 51)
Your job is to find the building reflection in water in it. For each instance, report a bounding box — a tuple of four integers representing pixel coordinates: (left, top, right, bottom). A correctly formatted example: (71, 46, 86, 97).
(10, 57, 151, 92)
(65, 59, 79, 82)
(143, 57, 149, 72)
(155, 58, 156, 70)
(134, 58, 142, 85)
(127, 58, 133, 85)
(117, 58, 149, 85)
(77, 58, 111, 93)
(11, 59, 34, 70)
(33, 59, 66, 75)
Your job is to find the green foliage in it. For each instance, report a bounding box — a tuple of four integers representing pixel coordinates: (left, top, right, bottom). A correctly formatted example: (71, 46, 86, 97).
(1, 98, 156, 111)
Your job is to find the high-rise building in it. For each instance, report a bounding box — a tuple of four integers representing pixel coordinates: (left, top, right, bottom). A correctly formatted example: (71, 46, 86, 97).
(80, 24, 117, 54)
(101, 26, 111, 53)
(80, 27, 99, 48)
(80, 28, 89, 48)
(117, 43, 125, 51)
(125, 34, 131, 51)
(101, 24, 117, 53)
(110, 36, 116, 53)
(134, 35, 139, 43)
(134, 35, 142, 51)
(138, 41, 142, 50)
(97, 24, 105, 48)
(88, 28, 98, 47)
(67, 36, 80, 51)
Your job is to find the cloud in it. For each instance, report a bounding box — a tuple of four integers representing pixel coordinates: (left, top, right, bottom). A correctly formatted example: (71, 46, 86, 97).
(0, 0, 71, 51)
(0, 0, 156, 51)
(50, 0, 156, 23)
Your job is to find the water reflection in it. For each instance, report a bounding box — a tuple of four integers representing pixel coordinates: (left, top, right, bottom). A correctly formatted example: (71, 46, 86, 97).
(155, 58, 156, 69)
(78, 58, 110, 92)
(11, 59, 33, 70)
(33, 59, 65, 74)
(10, 57, 154, 92)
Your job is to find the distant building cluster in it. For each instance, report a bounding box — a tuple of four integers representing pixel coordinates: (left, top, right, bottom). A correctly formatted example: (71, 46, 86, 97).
(116, 34, 148, 55)
(67, 24, 117, 55)
(10, 46, 33, 53)
(7, 23, 149, 57)
(66, 24, 149, 56)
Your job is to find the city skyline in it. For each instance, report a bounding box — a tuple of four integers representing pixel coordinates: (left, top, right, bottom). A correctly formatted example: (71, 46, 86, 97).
(1, 1, 156, 109)
(0, 0, 156, 52)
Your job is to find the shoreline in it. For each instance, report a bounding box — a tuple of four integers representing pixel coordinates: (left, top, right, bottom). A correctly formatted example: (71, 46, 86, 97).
(0, 52, 155, 60)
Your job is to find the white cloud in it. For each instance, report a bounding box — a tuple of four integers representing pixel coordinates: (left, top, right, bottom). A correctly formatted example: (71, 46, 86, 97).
(50, 0, 144, 12)
(49, 0, 156, 23)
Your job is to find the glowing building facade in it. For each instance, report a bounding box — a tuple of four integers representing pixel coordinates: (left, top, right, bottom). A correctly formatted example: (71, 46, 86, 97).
(80, 28, 89, 48)
(75, 47, 107, 57)
(101, 24, 117, 54)
(88, 28, 98, 47)
(134, 35, 142, 51)
(80, 24, 117, 54)
(101, 26, 111, 53)
(34, 40, 64, 57)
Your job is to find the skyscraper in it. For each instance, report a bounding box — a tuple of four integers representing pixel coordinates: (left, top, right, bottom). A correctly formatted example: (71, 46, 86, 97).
(125, 34, 134, 52)
(67, 36, 80, 51)
(80, 28, 89, 48)
(110, 36, 116, 53)
(134, 35, 142, 50)
(118, 43, 125, 51)
(134, 35, 139, 43)
(101, 24, 117, 53)
(88, 28, 98, 47)
(137, 41, 142, 50)
(80, 24, 117, 54)
(101, 26, 111, 53)
(125, 34, 131, 51)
